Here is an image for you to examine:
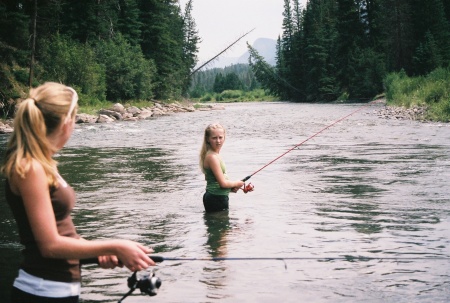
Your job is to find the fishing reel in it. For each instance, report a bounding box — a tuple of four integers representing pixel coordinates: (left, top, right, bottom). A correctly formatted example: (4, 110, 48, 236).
(118, 270, 162, 302)
(242, 182, 254, 194)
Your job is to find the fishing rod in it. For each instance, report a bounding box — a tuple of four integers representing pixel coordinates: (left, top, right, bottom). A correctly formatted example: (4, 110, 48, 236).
(81, 255, 450, 265)
(190, 28, 255, 76)
(239, 101, 377, 193)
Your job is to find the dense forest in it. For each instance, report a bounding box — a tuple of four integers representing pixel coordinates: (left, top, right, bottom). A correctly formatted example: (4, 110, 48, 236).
(249, 0, 450, 102)
(0, 0, 199, 114)
(188, 64, 261, 98)
(1, 0, 449, 115)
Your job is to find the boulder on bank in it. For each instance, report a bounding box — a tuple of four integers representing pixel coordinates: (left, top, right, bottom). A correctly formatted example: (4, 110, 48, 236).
(74, 101, 224, 124)
(1, 101, 227, 130)
(376, 105, 428, 121)
(0, 121, 13, 134)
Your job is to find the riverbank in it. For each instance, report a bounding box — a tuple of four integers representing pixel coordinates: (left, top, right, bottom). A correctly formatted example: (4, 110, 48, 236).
(373, 99, 429, 121)
(0, 101, 226, 134)
(0, 99, 437, 134)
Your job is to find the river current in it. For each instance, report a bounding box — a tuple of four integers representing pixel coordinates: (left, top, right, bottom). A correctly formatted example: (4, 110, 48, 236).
(0, 101, 449, 302)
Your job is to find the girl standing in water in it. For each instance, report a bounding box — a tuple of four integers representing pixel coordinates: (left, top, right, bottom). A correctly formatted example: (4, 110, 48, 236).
(199, 123, 244, 212)
(1, 82, 155, 303)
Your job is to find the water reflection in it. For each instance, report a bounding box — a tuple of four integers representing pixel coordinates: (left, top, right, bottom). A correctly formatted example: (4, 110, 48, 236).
(201, 211, 231, 299)
(203, 210, 231, 257)
(58, 146, 182, 194)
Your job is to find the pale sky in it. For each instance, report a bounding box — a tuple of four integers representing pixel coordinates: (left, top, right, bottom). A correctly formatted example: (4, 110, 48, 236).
(179, 0, 308, 65)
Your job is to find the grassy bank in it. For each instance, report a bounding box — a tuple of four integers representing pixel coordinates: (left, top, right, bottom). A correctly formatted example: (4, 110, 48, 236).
(46, 89, 273, 116)
(192, 89, 278, 103)
(384, 67, 450, 122)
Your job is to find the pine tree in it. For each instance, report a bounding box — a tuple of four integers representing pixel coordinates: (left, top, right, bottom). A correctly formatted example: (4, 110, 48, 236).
(138, 0, 185, 99)
(378, 0, 414, 72)
(118, 0, 142, 46)
(181, 0, 200, 95)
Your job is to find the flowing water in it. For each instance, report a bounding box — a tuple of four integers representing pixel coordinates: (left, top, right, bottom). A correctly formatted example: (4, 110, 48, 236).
(1, 102, 449, 303)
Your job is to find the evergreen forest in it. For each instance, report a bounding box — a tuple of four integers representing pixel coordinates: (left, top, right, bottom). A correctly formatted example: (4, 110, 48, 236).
(0, 0, 200, 114)
(1, 0, 449, 118)
(249, 0, 450, 102)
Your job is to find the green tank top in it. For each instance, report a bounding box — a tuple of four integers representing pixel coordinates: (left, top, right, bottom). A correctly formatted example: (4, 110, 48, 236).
(204, 157, 231, 196)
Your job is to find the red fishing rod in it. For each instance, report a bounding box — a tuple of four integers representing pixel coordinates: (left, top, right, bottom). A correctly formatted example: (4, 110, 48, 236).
(240, 101, 377, 193)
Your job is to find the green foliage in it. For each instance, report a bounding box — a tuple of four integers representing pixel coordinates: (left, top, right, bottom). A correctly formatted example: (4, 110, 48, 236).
(347, 47, 386, 99)
(38, 34, 106, 101)
(95, 34, 156, 102)
(200, 93, 213, 102)
(249, 0, 450, 107)
(0, 0, 198, 103)
(219, 90, 242, 100)
(13, 68, 29, 85)
(412, 31, 443, 75)
(213, 72, 243, 93)
(194, 89, 276, 103)
(190, 63, 260, 95)
(384, 70, 423, 107)
(427, 96, 450, 122)
(0, 3, 30, 66)
(384, 67, 450, 121)
(139, 0, 187, 99)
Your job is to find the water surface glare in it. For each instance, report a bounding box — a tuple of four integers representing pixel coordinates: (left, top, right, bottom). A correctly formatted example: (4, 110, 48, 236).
(1, 102, 449, 303)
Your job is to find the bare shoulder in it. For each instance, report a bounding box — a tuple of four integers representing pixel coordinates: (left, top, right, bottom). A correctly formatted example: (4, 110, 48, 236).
(204, 152, 220, 168)
(10, 158, 47, 195)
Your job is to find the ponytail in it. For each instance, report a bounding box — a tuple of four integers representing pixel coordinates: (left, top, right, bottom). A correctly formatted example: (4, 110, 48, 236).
(1, 82, 78, 187)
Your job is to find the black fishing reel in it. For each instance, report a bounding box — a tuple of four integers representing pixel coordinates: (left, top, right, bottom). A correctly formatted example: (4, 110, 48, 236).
(118, 270, 162, 302)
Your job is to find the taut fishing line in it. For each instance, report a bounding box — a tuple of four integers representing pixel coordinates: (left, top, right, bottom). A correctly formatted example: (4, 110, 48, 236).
(239, 101, 377, 193)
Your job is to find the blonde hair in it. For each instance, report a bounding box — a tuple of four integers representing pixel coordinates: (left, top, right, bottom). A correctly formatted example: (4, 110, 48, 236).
(199, 123, 226, 173)
(1, 82, 78, 187)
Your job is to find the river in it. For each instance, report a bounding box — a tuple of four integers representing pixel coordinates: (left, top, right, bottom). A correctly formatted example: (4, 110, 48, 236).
(1, 102, 449, 303)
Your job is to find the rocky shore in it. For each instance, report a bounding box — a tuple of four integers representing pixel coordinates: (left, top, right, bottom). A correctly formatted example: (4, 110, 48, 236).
(374, 99, 428, 121)
(0, 101, 225, 134)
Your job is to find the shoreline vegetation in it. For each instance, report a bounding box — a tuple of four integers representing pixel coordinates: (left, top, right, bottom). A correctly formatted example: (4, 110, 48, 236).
(1, 68, 448, 134)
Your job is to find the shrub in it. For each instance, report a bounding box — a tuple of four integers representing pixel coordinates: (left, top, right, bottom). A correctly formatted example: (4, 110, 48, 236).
(220, 90, 242, 100)
(38, 34, 106, 102)
(95, 34, 156, 101)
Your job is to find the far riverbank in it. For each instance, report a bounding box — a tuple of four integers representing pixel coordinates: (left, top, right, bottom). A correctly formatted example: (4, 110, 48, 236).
(0, 99, 437, 134)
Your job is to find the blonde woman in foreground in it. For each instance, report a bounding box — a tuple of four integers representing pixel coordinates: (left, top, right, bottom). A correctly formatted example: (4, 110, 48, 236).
(1, 82, 155, 303)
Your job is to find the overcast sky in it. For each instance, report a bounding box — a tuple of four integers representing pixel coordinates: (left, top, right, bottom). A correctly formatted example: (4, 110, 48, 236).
(178, 0, 308, 64)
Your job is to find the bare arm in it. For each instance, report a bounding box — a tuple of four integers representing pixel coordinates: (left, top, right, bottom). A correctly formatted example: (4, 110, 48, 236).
(204, 153, 244, 189)
(13, 160, 154, 271)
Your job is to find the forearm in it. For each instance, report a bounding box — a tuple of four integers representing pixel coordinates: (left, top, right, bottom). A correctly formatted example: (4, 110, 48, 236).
(218, 179, 243, 189)
(38, 237, 122, 260)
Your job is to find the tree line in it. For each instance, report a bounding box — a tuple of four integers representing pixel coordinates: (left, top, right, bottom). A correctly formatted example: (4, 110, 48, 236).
(188, 64, 261, 98)
(0, 0, 200, 110)
(249, 0, 450, 102)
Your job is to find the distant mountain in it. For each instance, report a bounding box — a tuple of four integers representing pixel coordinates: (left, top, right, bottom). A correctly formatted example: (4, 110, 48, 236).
(208, 37, 276, 69)
(237, 38, 277, 65)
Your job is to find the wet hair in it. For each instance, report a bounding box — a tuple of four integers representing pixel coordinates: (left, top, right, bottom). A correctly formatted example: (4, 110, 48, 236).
(199, 123, 226, 173)
(1, 82, 78, 187)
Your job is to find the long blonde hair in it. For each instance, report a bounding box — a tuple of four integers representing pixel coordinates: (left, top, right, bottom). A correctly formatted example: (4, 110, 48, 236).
(199, 123, 226, 173)
(1, 82, 78, 187)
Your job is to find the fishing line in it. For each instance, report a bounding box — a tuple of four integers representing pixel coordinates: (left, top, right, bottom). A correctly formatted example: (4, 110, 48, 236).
(80, 254, 448, 301)
(81, 255, 450, 265)
(241, 101, 377, 183)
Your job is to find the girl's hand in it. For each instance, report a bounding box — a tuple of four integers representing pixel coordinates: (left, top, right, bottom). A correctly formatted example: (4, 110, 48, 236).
(98, 255, 121, 269)
(115, 240, 155, 272)
(231, 187, 240, 193)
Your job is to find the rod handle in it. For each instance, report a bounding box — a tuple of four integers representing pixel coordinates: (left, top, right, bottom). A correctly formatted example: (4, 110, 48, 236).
(80, 255, 164, 265)
(241, 175, 251, 182)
